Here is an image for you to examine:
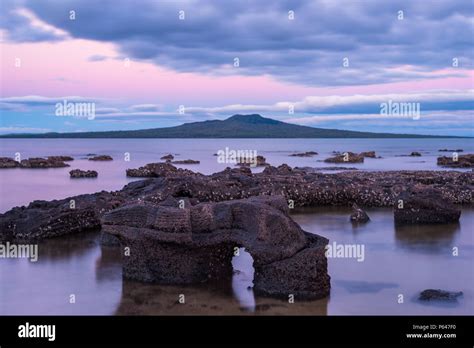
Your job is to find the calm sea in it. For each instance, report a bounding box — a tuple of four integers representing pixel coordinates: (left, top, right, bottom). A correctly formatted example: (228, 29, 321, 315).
(0, 138, 472, 315)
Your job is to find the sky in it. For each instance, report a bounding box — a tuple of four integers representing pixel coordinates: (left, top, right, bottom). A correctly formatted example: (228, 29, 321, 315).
(0, 0, 473, 136)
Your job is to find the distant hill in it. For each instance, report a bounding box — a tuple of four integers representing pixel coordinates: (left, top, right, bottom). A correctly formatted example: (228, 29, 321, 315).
(0, 114, 460, 138)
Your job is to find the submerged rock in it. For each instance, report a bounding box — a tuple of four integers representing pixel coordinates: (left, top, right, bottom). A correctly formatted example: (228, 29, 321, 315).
(69, 169, 98, 178)
(350, 203, 370, 223)
(89, 155, 113, 161)
(394, 187, 461, 224)
(290, 151, 318, 157)
(437, 154, 474, 168)
(324, 152, 364, 163)
(439, 149, 463, 152)
(171, 159, 200, 164)
(419, 289, 463, 302)
(101, 195, 330, 300)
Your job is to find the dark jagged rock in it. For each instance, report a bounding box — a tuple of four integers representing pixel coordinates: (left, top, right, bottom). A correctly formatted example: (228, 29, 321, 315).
(290, 151, 318, 157)
(47, 156, 74, 162)
(69, 169, 98, 178)
(89, 155, 113, 161)
(0, 157, 20, 168)
(101, 196, 330, 300)
(394, 187, 461, 224)
(359, 151, 376, 158)
(350, 203, 370, 223)
(172, 159, 200, 164)
(419, 289, 463, 302)
(437, 154, 474, 168)
(324, 152, 364, 163)
(0, 191, 125, 241)
(1, 163, 472, 242)
(160, 154, 174, 161)
(410, 152, 422, 157)
(20, 157, 70, 168)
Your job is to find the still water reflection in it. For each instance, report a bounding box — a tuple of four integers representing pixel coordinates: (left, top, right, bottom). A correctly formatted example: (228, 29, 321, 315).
(0, 207, 472, 315)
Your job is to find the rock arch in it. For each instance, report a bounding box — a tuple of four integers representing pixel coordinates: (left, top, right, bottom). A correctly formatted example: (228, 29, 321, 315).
(101, 196, 331, 300)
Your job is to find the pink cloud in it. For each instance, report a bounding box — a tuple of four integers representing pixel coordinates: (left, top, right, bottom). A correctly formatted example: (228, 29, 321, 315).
(1, 39, 473, 107)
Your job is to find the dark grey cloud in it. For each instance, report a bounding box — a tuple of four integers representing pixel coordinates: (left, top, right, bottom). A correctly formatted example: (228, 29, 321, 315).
(2, 0, 473, 86)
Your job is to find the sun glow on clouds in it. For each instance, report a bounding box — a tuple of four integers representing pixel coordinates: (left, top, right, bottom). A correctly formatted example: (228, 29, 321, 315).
(14, 8, 69, 39)
(1, 39, 327, 105)
(2, 38, 473, 107)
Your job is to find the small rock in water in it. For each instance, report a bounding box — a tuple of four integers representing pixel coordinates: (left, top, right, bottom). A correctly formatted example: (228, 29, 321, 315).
(47, 155, 74, 162)
(289, 151, 318, 157)
(359, 151, 376, 158)
(88, 155, 113, 161)
(236, 155, 269, 167)
(69, 169, 98, 178)
(171, 159, 200, 164)
(350, 203, 370, 223)
(324, 152, 364, 163)
(161, 154, 174, 161)
(439, 149, 463, 152)
(419, 289, 463, 302)
(410, 152, 422, 157)
(394, 187, 461, 224)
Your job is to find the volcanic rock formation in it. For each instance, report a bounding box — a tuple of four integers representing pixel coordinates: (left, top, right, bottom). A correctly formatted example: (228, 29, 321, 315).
(101, 195, 330, 300)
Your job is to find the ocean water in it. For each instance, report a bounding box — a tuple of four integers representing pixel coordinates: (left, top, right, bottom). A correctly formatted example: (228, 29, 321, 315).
(0, 207, 472, 315)
(0, 138, 473, 315)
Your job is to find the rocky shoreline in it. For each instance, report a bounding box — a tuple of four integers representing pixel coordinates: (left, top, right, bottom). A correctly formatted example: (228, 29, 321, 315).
(1, 163, 472, 242)
(0, 162, 472, 300)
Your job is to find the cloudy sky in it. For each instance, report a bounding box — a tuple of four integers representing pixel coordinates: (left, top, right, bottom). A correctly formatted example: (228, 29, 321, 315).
(0, 0, 473, 135)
